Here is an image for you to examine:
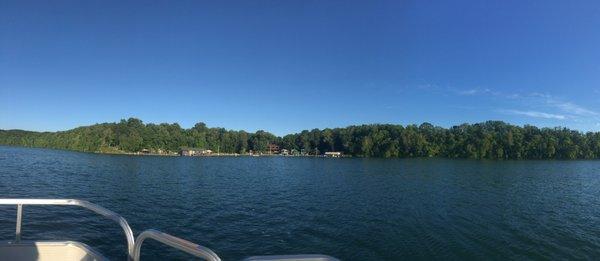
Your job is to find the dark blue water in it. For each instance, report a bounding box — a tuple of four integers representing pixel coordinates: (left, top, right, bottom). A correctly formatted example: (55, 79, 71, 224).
(2, 146, 600, 260)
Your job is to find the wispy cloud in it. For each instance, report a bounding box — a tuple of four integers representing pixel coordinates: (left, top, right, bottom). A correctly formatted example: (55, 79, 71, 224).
(457, 89, 479, 95)
(422, 85, 597, 125)
(515, 92, 598, 117)
(456, 88, 495, 96)
(500, 110, 566, 120)
(550, 101, 597, 116)
(457, 89, 597, 120)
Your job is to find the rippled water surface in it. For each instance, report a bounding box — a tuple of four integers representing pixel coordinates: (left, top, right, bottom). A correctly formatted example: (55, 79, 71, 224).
(2, 146, 600, 260)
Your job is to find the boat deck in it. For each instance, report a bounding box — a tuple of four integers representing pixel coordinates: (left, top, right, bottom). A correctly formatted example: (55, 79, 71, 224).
(0, 241, 106, 261)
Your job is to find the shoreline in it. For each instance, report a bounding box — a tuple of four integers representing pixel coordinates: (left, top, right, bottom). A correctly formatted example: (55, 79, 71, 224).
(1, 144, 348, 157)
(2, 145, 597, 160)
(97, 151, 347, 158)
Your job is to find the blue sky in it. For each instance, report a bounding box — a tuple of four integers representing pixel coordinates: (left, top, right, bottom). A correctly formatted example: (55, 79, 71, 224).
(1, 1, 600, 136)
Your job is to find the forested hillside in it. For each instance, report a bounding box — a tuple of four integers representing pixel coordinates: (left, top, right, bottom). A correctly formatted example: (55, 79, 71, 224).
(2, 118, 600, 159)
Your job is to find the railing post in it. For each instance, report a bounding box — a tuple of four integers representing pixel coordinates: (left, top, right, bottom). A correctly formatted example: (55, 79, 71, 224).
(16, 204, 23, 242)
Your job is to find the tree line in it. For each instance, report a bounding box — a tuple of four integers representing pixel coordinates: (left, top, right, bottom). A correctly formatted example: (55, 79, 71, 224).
(2, 118, 600, 159)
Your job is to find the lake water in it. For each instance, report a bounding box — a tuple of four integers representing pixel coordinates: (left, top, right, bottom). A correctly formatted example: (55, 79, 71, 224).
(1, 146, 600, 260)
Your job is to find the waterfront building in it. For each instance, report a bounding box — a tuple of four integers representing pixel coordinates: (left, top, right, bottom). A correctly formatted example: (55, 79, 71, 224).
(267, 144, 280, 154)
(324, 152, 342, 157)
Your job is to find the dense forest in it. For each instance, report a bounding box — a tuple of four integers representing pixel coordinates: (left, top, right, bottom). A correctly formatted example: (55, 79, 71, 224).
(2, 118, 600, 159)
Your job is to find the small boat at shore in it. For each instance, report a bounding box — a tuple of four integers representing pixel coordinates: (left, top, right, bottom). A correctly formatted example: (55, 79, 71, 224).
(0, 199, 338, 261)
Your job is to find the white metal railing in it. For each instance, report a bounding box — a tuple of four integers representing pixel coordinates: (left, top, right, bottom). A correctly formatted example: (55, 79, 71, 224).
(0, 199, 333, 261)
(133, 229, 221, 261)
(0, 199, 135, 260)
